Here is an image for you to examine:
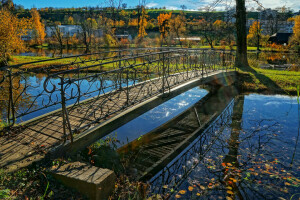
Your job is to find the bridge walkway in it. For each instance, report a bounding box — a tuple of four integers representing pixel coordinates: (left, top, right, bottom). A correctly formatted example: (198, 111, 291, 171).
(0, 70, 209, 171)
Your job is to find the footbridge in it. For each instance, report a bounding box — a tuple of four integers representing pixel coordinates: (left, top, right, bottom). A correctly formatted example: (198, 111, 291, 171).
(0, 48, 236, 171)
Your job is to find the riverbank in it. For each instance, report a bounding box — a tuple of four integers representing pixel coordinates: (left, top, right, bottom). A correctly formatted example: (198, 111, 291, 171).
(237, 66, 300, 95)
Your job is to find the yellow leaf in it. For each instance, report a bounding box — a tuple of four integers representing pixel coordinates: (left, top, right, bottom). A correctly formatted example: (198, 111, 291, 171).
(227, 190, 234, 195)
(179, 190, 186, 194)
(284, 182, 291, 186)
(188, 186, 193, 191)
(162, 185, 168, 189)
(200, 185, 205, 190)
(226, 197, 233, 200)
(197, 193, 201, 196)
(226, 186, 232, 190)
(229, 178, 237, 183)
(175, 194, 181, 198)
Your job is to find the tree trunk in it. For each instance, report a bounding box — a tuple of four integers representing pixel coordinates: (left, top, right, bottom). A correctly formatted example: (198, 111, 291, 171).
(235, 0, 249, 68)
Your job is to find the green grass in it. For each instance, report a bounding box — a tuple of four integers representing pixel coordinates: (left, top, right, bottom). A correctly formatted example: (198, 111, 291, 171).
(237, 66, 300, 95)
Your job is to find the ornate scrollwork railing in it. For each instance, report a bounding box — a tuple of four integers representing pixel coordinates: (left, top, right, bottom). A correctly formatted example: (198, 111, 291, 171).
(0, 48, 235, 142)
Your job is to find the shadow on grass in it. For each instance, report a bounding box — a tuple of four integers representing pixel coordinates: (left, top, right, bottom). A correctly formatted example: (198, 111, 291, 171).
(239, 65, 288, 94)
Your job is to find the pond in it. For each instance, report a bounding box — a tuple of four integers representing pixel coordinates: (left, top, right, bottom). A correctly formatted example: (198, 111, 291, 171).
(161, 93, 300, 199)
(105, 85, 300, 199)
(248, 52, 299, 71)
(0, 73, 136, 123)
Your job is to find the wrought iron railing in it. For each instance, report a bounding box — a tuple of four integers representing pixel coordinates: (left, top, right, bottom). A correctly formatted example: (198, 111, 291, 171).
(0, 48, 235, 142)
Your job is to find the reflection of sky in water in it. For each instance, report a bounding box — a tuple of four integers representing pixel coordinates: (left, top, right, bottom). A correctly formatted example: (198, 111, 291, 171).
(167, 94, 299, 199)
(107, 87, 208, 147)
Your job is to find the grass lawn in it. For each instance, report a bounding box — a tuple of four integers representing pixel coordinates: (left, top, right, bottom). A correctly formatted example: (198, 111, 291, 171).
(237, 66, 300, 95)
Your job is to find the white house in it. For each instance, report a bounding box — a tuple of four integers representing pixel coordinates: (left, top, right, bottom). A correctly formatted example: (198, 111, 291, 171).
(45, 25, 82, 37)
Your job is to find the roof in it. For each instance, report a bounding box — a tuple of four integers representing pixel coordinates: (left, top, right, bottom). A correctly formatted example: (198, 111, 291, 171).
(268, 33, 292, 43)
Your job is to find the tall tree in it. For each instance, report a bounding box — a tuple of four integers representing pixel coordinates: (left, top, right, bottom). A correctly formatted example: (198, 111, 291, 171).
(138, 8, 148, 39)
(157, 12, 172, 46)
(30, 8, 46, 45)
(289, 15, 300, 52)
(80, 18, 97, 52)
(0, 8, 31, 66)
(235, 0, 249, 68)
(247, 21, 262, 50)
(169, 12, 186, 47)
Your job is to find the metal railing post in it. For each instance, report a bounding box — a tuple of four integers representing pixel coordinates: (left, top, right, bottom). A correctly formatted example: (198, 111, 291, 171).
(162, 52, 165, 94)
(126, 69, 129, 106)
(7, 69, 15, 126)
(202, 50, 204, 78)
(59, 76, 73, 143)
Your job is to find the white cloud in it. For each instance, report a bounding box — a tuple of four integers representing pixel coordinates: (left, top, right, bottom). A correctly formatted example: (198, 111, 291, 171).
(146, 2, 158, 8)
(166, 6, 180, 10)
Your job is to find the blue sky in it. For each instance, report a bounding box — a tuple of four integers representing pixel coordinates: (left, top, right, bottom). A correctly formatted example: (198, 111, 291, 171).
(14, 0, 300, 11)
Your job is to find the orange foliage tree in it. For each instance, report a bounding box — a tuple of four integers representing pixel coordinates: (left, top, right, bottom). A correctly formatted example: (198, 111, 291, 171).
(0, 9, 31, 66)
(30, 8, 46, 45)
(157, 12, 172, 46)
(169, 13, 186, 46)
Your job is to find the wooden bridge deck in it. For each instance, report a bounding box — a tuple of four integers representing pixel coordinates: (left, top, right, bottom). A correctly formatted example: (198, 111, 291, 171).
(0, 70, 234, 171)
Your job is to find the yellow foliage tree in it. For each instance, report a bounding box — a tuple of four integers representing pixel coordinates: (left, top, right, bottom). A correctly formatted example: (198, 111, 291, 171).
(129, 18, 138, 26)
(247, 21, 262, 50)
(30, 8, 46, 45)
(138, 8, 148, 39)
(0, 9, 31, 66)
(67, 16, 74, 25)
(289, 15, 300, 50)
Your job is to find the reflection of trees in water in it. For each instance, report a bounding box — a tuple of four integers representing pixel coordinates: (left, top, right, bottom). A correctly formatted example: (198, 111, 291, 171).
(248, 52, 299, 69)
(0, 71, 33, 125)
(151, 95, 299, 199)
(190, 96, 298, 199)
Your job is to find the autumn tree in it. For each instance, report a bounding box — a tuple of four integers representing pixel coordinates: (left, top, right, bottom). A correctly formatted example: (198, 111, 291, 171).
(247, 21, 262, 50)
(157, 12, 172, 46)
(289, 15, 300, 52)
(169, 12, 187, 47)
(67, 16, 74, 25)
(196, 18, 217, 48)
(213, 19, 227, 46)
(30, 8, 46, 45)
(80, 18, 97, 52)
(138, 8, 148, 40)
(50, 22, 64, 51)
(0, 8, 31, 66)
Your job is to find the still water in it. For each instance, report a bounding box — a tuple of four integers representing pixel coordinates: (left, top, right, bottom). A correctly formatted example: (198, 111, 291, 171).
(110, 86, 299, 199)
(161, 94, 300, 199)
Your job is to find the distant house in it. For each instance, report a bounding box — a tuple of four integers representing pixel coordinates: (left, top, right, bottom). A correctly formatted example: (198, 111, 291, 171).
(174, 37, 201, 41)
(45, 25, 82, 37)
(115, 34, 132, 41)
(268, 33, 292, 44)
(45, 25, 103, 38)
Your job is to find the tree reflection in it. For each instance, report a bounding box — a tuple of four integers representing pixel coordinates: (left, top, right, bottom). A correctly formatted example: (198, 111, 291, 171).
(155, 95, 299, 200)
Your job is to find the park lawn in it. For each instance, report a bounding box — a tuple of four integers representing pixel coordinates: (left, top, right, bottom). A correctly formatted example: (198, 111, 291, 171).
(9, 56, 123, 72)
(238, 66, 300, 95)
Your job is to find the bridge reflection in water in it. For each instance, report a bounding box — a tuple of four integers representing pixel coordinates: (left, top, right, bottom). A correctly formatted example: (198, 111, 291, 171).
(117, 86, 239, 196)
